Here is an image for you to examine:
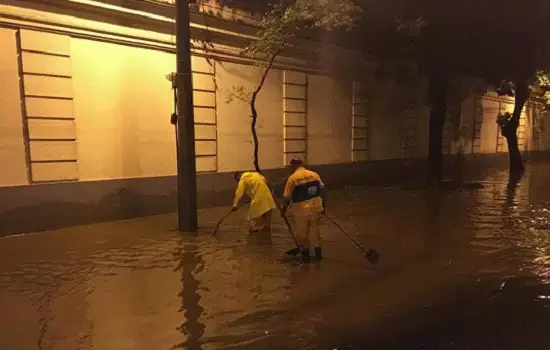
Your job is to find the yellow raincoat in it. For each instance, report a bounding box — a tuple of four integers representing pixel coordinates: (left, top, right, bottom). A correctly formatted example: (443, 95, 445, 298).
(233, 172, 276, 219)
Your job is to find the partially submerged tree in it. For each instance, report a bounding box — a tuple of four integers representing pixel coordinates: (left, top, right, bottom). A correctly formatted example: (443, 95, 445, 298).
(495, 71, 550, 173)
(355, 0, 550, 180)
(228, 0, 362, 172)
(472, 0, 550, 174)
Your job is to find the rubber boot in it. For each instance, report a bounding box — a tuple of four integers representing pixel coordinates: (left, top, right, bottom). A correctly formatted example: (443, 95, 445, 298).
(301, 249, 310, 263)
(314, 247, 322, 260)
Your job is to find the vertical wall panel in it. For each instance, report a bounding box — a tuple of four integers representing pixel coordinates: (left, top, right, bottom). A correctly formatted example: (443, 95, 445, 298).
(459, 96, 475, 155)
(351, 81, 371, 161)
(530, 105, 544, 152)
(18, 29, 78, 183)
(192, 67, 218, 172)
(442, 117, 453, 155)
(471, 96, 483, 154)
(283, 71, 308, 165)
(480, 96, 500, 154)
(0, 28, 28, 186)
(401, 111, 417, 159)
(518, 108, 527, 152)
(308, 75, 353, 165)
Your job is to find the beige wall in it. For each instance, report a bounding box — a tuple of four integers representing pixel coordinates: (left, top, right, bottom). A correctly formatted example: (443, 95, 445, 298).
(307, 75, 352, 165)
(71, 38, 177, 181)
(283, 71, 308, 164)
(3, 24, 550, 189)
(72, 37, 219, 181)
(454, 96, 476, 155)
(351, 80, 371, 162)
(216, 62, 284, 172)
(0, 29, 29, 187)
(17, 30, 80, 183)
(444, 92, 541, 156)
(369, 81, 407, 160)
(478, 94, 501, 154)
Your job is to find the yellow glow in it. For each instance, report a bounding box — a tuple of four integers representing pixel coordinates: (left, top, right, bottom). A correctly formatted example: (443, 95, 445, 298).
(67, 0, 258, 41)
(68, 0, 172, 22)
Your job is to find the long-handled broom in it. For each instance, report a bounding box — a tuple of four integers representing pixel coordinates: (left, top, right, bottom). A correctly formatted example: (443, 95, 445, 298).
(266, 180, 301, 256)
(323, 213, 379, 265)
(212, 202, 246, 236)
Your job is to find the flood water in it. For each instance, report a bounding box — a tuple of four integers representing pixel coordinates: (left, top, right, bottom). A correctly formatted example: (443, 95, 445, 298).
(1, 162, 549, 349)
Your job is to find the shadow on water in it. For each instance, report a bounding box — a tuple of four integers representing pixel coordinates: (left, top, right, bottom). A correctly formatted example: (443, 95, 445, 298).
(423, 189, 443, 258)
(172, 237, 205, 350)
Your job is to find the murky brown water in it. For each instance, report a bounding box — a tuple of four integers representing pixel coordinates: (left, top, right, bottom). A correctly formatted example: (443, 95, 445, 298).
(0, 163, 549, 349)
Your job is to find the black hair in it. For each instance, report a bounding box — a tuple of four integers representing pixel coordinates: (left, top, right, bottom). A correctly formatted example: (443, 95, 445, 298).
(290, 157, 304, 167)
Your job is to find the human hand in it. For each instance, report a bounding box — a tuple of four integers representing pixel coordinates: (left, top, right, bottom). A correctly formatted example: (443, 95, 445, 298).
(231, 206, 238, 212)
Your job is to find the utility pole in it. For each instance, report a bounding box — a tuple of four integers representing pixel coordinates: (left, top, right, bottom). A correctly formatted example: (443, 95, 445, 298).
(175, 0, 198, 232)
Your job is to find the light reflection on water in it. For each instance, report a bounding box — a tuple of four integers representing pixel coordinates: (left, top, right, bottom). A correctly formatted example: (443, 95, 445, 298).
(0, 163, 549, 348)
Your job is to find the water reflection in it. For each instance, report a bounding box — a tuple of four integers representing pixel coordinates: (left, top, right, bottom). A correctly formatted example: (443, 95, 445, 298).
(173, 239, 205, 349)
(503, 171, 523, 228)
(423, 189, 442, 257)
(0, 163, 549, 348)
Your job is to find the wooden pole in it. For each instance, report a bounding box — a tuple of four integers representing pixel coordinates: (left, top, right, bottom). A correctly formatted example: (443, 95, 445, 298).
(175, 0, 198, 232)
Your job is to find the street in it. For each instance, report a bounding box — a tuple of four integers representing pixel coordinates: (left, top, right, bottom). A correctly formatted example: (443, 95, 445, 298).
(1, 163, 549, 349)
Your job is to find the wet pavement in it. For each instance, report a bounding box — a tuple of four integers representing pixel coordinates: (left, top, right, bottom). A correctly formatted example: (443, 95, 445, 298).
(1, 162, 550, 349)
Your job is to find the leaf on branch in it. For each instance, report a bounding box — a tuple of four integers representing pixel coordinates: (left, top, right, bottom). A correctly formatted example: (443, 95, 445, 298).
(242, 0, 362, 62)
(166, 72, 176, 82)
(496, 80, 515, 97)
(228, 0, 362, 173)
(497, 112, 513, 128)
(534, 70, 550, 108)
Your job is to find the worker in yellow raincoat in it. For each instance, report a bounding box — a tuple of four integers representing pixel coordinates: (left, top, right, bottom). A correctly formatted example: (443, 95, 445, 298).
(281, 158, 326, 262)
(232, 171, 277, 233)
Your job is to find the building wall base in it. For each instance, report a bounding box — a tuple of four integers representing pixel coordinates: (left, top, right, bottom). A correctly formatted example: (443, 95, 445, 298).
(1, 151, 549, 236)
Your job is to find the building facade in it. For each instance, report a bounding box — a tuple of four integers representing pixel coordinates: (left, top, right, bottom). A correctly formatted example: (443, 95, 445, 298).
(1, 0, 549, 235)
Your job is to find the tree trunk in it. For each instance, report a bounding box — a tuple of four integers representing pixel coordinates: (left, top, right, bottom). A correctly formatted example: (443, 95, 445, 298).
(248, 51, 281, 174)
(428, 71, 449, 184)
(250, 92, 261, 173)
(502, 80, 528, 174)
(505, 131, 523, 172)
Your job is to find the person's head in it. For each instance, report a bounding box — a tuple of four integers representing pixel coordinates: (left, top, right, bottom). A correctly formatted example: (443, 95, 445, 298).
(234, 171, 244, 182)
(289, 157, 304, 173)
